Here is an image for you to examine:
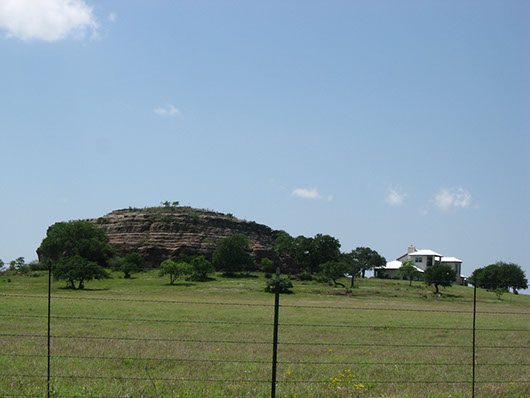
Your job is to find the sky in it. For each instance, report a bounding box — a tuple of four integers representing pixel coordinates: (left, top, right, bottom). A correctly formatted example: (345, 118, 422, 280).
(0, 0, 528, 285)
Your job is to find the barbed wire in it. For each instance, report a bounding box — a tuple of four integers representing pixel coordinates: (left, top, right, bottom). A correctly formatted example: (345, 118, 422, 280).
(2, 293, 528, 315)
(1, 313, 527, 332)
(1, 373, 528, 385)
(1, 353, 527, 367)
(1, 332, 528, 349)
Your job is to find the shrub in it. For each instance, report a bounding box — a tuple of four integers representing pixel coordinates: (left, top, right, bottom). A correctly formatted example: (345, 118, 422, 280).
(159, 260, 192, 285)
(297, 272, 313, 281)
(189, 256, 214, 281)
(260, 258, 276, 274)
(265, 276, 293, 294)
(121, 253, 144, 278)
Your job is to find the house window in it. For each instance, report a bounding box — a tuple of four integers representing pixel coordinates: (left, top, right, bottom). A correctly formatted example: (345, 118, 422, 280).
(414, 257, 422, 263)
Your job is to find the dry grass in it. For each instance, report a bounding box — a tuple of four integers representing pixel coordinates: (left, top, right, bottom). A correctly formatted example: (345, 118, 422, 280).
(0, 271, 528, 397)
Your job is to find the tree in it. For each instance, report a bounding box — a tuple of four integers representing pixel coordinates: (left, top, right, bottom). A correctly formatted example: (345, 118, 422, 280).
(38, 220, 114, 289)
(349, 247, 386, 279)
(212, 234, 253, 275)
(424, 263, 456, 294)
(260, 258, 276, 277)
(274, 231, 295, 256)
(38, 220, 114, 266)
(321, 261, 350, 288)
(121, 253, 144, 279)
(0, 259, 4, 270)
(159, 260, 192, 285)
(311, 234, 341, 272)
(470, 262, 527, 294)
(15, 257, 25, 269)
(53, 255, 109, 289)
(398, 260, 422, 286)
(189, 256, 214, 281)
(496, 262, 527, 294)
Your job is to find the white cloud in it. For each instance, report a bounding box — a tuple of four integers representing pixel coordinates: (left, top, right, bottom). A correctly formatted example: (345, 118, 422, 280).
(291, 188, 333, 201)
(433, 187, 472, 211)
(108, 13, 117, 23)
(292, 188, 322, 200)
(153, 104, 180, 117)
(386, 188, 407, 207)
(0, 0, 98, 41)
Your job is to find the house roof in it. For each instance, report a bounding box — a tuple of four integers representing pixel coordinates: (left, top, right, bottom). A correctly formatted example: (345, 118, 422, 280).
(382, 260, 402, 269)
(409, 250, 443, 257)
(441, 256, 462, 263)
(376, 260, 424, 273)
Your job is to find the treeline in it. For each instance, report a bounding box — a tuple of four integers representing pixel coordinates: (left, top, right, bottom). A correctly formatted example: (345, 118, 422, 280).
(29, 219, 389, 290)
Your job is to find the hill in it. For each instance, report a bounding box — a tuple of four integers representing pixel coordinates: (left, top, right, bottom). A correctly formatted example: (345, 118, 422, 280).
(90, 206, 278, 266)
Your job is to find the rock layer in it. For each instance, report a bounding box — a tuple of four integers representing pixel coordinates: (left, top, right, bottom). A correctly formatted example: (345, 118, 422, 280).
(90, 207, 278, 266)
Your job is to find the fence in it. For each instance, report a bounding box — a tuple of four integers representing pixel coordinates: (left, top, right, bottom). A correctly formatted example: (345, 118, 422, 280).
(0, 268, 529, 397)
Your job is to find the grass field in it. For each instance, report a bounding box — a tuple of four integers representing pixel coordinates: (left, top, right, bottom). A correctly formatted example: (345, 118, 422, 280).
(0, 271, 528, 397)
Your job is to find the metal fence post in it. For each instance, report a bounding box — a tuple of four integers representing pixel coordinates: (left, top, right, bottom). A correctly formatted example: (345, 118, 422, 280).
(47, 261, 52, 398)
(472, 285, 477, 398)
(271, 267, 281, 398)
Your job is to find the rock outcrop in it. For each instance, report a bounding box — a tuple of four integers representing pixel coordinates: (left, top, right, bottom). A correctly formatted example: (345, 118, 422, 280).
(90, 207, 279, 266)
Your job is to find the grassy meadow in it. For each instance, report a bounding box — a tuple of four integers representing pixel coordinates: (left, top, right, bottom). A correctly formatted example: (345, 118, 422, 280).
(0, 271, 528, 397)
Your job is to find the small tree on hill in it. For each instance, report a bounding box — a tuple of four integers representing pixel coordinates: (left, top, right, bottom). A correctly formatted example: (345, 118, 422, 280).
(212, 234, 253, 275)
(398, 260, 422, 286)
(53, 255, 109, 289)
(424, 263, 456, 294)
(159, 260, 192, 285)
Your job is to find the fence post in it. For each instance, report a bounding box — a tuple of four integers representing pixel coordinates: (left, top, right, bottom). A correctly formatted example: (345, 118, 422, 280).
(271, 267, 281, 398)
(472, 285, 476, 398)
(47, 261, 52, 398)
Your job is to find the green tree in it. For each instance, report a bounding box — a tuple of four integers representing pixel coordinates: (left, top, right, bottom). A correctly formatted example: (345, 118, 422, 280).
(121, 253, 144, 279)
(15, 257, 25, 269)
(471, 262, 527, 294)
(159, 259, 192, 285)
(312, 234, 341, 272)
(260, 257, 276, 277)
(349, 247, 386, 279)
(212, 234, 253, 275)
(38, 220, 114, 289)
(0, 259, 4, 269)
(38, 220, 114, 266)
(189, 256, 214, 281)
(424, 263, 456, 294)
(274, 231, 295, 256)
(321, 261, 350, 288)
(398, 260, 422, 286)
(53, 255, 109, 289)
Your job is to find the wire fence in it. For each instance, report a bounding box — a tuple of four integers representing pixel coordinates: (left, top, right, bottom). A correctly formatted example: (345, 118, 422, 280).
(1, 269, 529, 398)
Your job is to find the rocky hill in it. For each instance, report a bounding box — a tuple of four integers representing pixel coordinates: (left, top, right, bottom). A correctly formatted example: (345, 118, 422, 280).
(90, 207, 279, 266)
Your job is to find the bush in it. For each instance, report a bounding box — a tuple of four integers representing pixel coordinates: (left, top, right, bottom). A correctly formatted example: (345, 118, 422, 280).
(260, 258, 276, 274)
(265, 276, 293, 294)
(189, 256, 214, 281)
(297, 272, 313, 281)
(159, 260, 192, 285)
(121, 253, 144, 278)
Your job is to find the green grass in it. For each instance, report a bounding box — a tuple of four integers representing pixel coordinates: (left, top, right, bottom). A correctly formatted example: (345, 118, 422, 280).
(0, 272, 528, 397)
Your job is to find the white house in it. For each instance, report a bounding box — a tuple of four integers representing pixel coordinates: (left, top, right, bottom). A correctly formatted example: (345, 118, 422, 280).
(375, 245, 467, 285)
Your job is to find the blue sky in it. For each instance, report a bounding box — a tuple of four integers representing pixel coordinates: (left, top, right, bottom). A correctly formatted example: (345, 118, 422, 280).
(0, 0, 528, 283)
